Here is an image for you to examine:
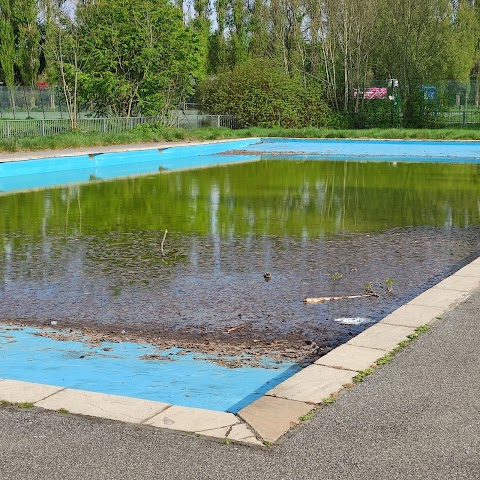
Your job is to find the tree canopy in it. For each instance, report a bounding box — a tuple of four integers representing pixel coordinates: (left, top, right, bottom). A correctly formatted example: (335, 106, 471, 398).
(74, 0, 201, 117)
(1, 0, 480, 127)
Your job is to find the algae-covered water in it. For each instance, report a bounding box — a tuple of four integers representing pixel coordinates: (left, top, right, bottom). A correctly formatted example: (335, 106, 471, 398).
(1, 159, 480, 359)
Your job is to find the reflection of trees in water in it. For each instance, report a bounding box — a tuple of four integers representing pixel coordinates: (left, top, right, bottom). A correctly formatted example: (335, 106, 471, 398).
(1, 159, 480, 248)
(0, 160, 480, 282)
(1, 159, 480, 333)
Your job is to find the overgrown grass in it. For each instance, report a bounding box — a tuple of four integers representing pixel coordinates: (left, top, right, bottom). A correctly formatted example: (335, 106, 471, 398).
(2, 126, 480, 153)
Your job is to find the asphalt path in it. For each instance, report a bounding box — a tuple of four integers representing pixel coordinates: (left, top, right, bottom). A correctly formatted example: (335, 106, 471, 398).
(1, 289, 479, 480)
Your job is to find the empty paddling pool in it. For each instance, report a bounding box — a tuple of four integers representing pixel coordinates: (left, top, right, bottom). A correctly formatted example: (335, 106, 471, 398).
(1, 138, 480, 412)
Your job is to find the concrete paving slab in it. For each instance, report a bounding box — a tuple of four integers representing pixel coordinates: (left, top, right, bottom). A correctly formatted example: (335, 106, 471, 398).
(380, 304, 444, 328)
(238, 395, 313, 443)
(145, 406, 239, 433)
(227, 424, 261, 444)
(236, 436, 264, 447)
(408, 287, 468, 308)
(314, 344, 384, 371)
(35, 389, 169, 423)
(451, 263, 480, 278)
(267, 365, 355, 404)
(435, 275, 480, 292)
(347, 323, 415, 351)
(0, 380, 63, 403)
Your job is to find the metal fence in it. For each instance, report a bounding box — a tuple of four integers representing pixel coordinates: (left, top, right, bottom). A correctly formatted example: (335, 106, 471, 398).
(436, 110, 480, 127)
(0, 115, 240, 138)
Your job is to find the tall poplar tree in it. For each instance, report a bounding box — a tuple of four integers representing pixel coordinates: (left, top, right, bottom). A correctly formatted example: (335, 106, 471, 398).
(13, 0, 41, 87)
(0, 0, 16, 115)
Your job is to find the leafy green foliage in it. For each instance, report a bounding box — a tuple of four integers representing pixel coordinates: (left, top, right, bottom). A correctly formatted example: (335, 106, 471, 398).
(198, 59, 332, 128)
(0, 1, 16, 88)
(73, 0, 202, 117)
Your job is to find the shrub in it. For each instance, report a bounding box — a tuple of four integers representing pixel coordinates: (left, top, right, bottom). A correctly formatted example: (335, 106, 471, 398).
(198, 59, 333, 128)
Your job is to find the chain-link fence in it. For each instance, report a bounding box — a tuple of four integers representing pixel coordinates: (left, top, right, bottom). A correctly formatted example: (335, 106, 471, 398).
(0, 85, 240, 137)
(2, 80, 480, 136)
(0, 85, 68, 120)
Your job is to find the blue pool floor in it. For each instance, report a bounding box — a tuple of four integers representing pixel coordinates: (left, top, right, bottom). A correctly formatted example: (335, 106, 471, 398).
(0, 325, 300, 413)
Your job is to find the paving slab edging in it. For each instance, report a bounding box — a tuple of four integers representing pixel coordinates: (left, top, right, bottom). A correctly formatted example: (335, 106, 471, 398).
(0, 257, 479, 447)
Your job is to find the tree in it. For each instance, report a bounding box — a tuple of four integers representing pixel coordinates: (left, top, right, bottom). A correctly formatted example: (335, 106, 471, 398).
(43, 0, 82, 128)
(0, 0, 16, 116)
(74, 0, 202, 117)
(230, 0, 249, 65)
(373, 0, 476, 126)
(13, 0, 41, 87)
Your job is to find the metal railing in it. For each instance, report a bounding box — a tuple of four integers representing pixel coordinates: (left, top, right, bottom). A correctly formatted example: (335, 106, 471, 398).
(0, 115, 240, 138)
(436, 110, 480, 127)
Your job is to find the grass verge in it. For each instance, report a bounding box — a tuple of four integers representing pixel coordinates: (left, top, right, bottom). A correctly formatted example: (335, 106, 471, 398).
(1, 126, 480, 153)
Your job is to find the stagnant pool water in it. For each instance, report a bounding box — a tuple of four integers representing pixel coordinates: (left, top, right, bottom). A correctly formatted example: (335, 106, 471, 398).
(1, 139, 480, 411)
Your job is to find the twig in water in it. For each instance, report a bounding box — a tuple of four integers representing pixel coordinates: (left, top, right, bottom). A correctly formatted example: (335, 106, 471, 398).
(161, 229, 168, 257)
(225, 323, 247, 334)
(304, 293, 379, 304)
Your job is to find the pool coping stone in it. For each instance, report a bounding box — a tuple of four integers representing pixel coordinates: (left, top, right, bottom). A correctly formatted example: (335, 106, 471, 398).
(0, 138, 260, 163)
(35, 389, 170, 424)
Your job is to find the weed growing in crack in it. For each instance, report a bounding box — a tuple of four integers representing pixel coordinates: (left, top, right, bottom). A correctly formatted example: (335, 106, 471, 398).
(299, 410, 316, 422)
(353, 368, 374, 383)
(0, 400, 34, 408)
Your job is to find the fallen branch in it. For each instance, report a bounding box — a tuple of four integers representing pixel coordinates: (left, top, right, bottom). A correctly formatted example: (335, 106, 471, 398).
(225, 323, 247, 334)
(304, 293, 379, 304)
(161, 229, 168, 257)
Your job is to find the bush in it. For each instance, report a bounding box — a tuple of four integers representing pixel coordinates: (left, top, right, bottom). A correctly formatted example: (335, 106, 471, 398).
(198, 59, 333, 128)
(348, 100, 402, 129)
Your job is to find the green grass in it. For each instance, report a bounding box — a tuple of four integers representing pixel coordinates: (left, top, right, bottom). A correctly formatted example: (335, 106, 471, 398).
(352, 368, 375, 383)
(375, 325, 431, 367)
(0, 400, 34, 408)
(2, 126, 480, 153)
(299, 409, 317, 422)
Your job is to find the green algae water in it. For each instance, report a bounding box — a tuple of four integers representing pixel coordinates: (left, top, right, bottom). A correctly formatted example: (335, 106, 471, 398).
(1, 159, 480, 357)
(2, 160, 480, 235)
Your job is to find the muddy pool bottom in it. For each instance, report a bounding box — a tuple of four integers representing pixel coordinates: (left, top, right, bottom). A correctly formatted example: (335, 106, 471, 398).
(2, 225, 479, 366)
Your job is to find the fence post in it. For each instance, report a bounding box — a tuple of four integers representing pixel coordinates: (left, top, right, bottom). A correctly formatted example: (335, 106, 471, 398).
(463, 110, 466, 127)
(103, 118, 106, 133)
(6, 120, 10, 137)
(217, 115, 220, 128)
(41, 119, 45, 136)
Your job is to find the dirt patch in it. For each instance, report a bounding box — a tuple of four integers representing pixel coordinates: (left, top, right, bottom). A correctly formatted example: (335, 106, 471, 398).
(139, 353, 176, 362)
(219, 149, 316, 157)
